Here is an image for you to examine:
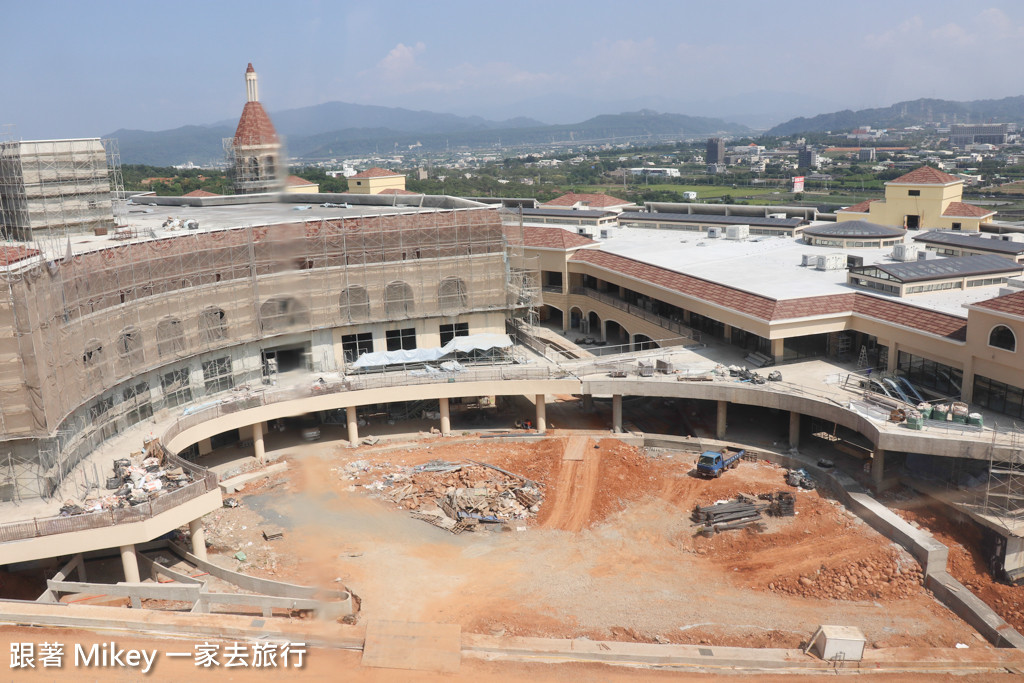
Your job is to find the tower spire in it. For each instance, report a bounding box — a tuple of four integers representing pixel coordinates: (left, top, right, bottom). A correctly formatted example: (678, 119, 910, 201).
(245, 62, 258, 103)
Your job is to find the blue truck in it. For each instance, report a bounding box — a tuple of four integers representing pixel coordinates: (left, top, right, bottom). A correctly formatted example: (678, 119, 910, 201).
(696, 447, 746, 478)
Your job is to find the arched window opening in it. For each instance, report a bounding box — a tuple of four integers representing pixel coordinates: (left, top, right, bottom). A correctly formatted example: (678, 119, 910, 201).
(340, 286, 370, 321)
(156, 317, 185, 357)
(199, 307, 228, 344)
(384, 281, 415, 318)
(990, 325, 1017, 352)
(117, 327, 144, 365)
(438, 277, 468, 312)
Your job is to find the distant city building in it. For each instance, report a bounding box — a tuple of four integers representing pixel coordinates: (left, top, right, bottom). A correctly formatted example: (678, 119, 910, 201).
(705, 138, 725, 165)
(706, 163, 726, 174)
(798, 147, 819, 169)
(950, 123, 1008, 148)
(347, 167, 406, 194)
(628, 167, 680, 178)
(225, 63, 284, 195)
(857, 148, 876, 162)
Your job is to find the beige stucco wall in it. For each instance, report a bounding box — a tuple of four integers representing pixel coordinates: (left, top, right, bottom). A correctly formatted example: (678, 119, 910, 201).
(348, 175, 406, 195)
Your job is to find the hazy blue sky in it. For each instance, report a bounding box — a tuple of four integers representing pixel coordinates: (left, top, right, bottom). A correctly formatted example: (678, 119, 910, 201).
(4, 0, 1024, 138)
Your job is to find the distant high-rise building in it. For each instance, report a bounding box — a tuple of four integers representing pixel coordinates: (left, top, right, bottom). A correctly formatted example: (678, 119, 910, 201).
(705, 138, 725, 165)
(798, 146, 819, 170)
(225, 63, 284, 195)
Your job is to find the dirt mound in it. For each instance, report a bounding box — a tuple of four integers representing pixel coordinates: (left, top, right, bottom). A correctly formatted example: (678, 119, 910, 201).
(768, 547, 924, 601)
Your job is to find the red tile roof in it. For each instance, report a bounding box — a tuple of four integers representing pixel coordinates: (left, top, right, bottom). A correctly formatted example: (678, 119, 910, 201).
(941, 201, 995, 218)
(246, 63, 255, 74)
(233, 101, 279, 146)
(350, 167, 402, 179)
(838, 199, 878, 214)
(972, 289, 1024, 317)
(568, 249, 968, 339)
(378, 188, 418, 195)
(889, 166, 960, 185)
(543, 192, 631, 209)
(286, 175, 316, 187)
(852, 295, 967, 341)
(182, 189, 220, 197)
(0, 245, 40, 266)
(524, 226, 597, 250)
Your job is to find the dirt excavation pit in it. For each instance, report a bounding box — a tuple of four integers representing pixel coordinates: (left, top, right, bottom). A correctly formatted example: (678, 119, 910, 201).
(204, 436, 987, 650)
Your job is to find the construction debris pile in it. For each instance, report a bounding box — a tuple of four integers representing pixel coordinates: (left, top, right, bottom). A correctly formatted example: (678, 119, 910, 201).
(58, 438, 195, 516)
(769, 550, 924, 601)
(343, 458, 544, 534)
(786, 468, 816, 490)
(692, 491, 796, 535)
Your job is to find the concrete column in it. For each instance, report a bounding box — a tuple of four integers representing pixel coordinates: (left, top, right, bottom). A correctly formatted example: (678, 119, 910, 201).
(198, 438, 213, 456)
(886, 344, 898, 373)
(582, 394, 594, 411)
(771, 338, 785, 364)
(535, 394, 547, 434)
(682, 310, 691, 324)
(716, 400, 728, 440)
(723, 324, 732, 342)
(872, 448, 885, 487)
(189, 519, 207, 562)
(439, 397, 451, 436)
(789, 411, 800, 449)
(120, 544, 140, 584)
(347, 406, 358, 445)
(612, 394, 623, 433)
(252, 421, 265, 465)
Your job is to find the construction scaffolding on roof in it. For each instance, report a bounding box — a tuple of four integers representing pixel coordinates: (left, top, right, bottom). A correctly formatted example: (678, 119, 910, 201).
(0, 138, 125, 245)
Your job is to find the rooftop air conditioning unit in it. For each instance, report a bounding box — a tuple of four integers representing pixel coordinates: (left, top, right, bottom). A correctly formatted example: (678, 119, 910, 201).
(768, 212, 787, 219)
(816, 253, 846, 271)
(725, 224, 749, 240)
(707, 226, 723, 238)
(892, 244, 919, 262)
(801, 253, 816, 267)
(917, 250, 929, 261)
(847, 255, 864, 268)
(599, 229, 611, 239)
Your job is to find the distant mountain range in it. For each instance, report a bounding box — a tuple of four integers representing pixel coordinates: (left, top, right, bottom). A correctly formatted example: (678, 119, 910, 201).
(106, 103, 749, 166)
(767, 96, 1024, 136)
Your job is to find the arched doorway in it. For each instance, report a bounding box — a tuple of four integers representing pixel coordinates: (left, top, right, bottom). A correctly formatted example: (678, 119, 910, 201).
(586, 311, 601, 337)
(634, 334, 658, 351)
(569, 306, 584, 331)
(605, 320, 629, 348)
(539, 305, 563, 329)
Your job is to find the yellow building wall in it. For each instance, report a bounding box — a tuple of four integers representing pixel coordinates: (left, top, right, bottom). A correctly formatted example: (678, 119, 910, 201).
(348, 175, 406, 195)
(285, 182, 319, 193)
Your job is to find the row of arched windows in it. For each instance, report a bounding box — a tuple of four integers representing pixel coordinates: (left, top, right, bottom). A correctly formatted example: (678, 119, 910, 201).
(81, 277, 470, 367)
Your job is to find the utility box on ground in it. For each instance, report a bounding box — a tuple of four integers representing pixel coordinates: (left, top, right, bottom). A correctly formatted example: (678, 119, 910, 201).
(807, 625, 866, 662)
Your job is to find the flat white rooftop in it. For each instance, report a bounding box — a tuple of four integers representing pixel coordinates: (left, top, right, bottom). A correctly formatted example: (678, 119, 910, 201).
(593, 225, 1017, 317)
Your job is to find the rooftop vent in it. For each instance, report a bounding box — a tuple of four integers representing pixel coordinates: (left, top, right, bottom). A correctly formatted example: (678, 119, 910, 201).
(892, 244, 919, 262)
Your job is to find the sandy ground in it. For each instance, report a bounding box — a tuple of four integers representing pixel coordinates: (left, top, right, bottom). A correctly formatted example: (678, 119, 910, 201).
(191, 436, 983, 651)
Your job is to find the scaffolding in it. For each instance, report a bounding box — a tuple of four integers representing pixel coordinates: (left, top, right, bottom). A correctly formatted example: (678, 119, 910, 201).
(0, 203, 534, 500)
(980, 425, 1024, 529)
(0, 138, 124, 245)
(223, 136, 285, 195)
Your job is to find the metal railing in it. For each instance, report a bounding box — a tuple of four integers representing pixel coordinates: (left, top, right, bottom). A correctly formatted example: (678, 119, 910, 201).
(0, 452, 219, 544)
(571, 287, 702, 343)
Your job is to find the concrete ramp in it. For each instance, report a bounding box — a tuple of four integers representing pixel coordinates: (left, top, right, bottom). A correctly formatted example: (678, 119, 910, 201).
(361, 620, 461, 673)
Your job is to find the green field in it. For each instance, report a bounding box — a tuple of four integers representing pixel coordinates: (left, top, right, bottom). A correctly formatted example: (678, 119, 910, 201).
(579, 183, 785, 199)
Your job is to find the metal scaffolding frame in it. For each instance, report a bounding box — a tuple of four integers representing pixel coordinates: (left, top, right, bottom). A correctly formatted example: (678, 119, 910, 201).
(0, 203, 536, 501)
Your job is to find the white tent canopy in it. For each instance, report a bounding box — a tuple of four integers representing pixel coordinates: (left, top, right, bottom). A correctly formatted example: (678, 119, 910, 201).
(350, 333, 513, 369)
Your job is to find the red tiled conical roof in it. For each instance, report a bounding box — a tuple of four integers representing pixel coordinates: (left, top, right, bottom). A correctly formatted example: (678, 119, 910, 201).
(233, 101, 279, 146)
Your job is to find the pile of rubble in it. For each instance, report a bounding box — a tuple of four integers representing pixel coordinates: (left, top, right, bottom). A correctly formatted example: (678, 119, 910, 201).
(58, 438, 195, 516)
(768, 551, 924, 601)
(343, 458, 544, 534)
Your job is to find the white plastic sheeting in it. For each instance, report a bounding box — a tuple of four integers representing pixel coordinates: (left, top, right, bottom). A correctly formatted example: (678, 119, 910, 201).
(350, 333, 513, 369)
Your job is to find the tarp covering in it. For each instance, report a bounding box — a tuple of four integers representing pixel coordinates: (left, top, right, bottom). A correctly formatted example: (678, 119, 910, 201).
(351, 333, 512, 369)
